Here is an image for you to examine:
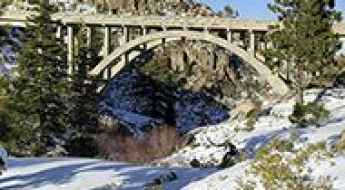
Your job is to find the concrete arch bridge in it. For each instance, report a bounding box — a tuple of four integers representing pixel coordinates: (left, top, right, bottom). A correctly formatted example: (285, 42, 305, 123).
(2, 11, 345, 95)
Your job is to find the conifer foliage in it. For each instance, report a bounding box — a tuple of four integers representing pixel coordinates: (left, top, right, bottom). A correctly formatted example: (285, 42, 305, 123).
(5, 1, 69, 155)
(63, 27, 100, 157)
(265, 0, 342, 103)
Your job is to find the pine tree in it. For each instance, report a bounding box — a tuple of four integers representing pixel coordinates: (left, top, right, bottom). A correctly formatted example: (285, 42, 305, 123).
(65, 28, 100, 157)
(218, 4, 238, 18)
(69, 46, 99, 134)
(265, 0, 342, 104)
(7, 0, 69, 154)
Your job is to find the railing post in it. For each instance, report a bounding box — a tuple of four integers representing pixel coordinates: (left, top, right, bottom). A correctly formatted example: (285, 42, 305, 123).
(67, 25, 74, 77)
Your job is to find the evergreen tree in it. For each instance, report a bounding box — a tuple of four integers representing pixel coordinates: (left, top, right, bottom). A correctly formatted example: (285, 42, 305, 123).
(265, 0, 342, 103)
(218, 4, 238, 18)
(6, 0, 69, 154)
(65, 28, 100, 157)
(69, 45, 99, 134)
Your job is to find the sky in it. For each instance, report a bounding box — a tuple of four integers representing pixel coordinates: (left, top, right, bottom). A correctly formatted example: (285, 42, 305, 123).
(200, 0, 345, 20)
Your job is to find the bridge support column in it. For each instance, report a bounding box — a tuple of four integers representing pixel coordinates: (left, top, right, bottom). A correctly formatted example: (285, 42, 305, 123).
(102, 27, 112, 80)
(104, 27, 111, 57)
(86, 26, 93, 49)
(142, 27, 147, 35)
(56, 25, 62, 39)
(123, 27, 129, 42)
(67, 26, 74, 76)
(123, 26, 129, 66)
(142, 27, 147, 49)
(249, 30, 255, 57)
(227, 29, 232, 43)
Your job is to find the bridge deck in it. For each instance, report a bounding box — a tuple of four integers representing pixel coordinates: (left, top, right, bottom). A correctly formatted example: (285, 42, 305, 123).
(1, 11, 345, 34)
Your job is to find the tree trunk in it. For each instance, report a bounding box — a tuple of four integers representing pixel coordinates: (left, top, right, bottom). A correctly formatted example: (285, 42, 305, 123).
(296, 62, 304, 104)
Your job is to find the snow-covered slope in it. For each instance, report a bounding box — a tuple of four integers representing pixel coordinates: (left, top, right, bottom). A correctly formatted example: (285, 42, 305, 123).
(1, 89, 345, 190)
(158, 89, 345, 166)
(180, 88, 345, 190)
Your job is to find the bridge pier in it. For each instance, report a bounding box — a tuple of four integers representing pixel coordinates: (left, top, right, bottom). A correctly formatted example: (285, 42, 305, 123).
(142, 27, 148, 49)
(101, 27, 112, 80)
(249, 30, 255, 57)
(56, 25, 62, 39)
(67, 26, 74, 77)
(86, 27, 93, 49)
(103, 27, 111, 56)
(123, 26, 129, 67)
(227, 29, 232, 43)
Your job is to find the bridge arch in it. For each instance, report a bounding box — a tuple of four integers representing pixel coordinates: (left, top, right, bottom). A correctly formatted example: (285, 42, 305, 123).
(89, 30, 289, 96)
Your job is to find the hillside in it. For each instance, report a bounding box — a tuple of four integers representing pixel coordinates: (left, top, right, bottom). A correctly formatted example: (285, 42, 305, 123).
(1, 88, 345, 189)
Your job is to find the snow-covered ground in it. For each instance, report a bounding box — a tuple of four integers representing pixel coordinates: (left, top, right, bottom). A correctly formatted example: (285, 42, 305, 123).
(181, 89, 345, 190)
(1, 89, 345, 190)
(0, 158, 216, 190)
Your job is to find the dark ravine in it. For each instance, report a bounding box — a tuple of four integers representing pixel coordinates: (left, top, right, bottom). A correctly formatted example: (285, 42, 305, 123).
(99, 68, 230, 134)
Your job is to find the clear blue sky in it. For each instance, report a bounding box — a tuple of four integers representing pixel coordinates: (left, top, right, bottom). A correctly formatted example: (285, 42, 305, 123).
(200, 0, 345, 20)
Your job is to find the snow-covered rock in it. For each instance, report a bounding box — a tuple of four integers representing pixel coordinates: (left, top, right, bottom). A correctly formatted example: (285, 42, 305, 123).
(0, 147, 8, 174)
(158, 89, 345, 167)
(180, 89, 345, 189)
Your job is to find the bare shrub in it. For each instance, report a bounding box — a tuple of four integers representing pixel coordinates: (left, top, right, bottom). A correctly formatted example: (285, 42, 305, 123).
(96, 123, 187, 164)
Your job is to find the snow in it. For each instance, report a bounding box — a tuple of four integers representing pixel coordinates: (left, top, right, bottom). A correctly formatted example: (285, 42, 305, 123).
(1, 89, 345, 189)
(181, 89, 345, 189)
(0, 158, 215, 190)
(309, 156, 345, 190)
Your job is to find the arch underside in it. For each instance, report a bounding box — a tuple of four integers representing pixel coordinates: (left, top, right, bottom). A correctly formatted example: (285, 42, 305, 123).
(89, 30, 289, 96)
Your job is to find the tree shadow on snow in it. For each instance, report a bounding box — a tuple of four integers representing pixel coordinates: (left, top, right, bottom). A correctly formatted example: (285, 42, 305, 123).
(0, 158, 217, 190)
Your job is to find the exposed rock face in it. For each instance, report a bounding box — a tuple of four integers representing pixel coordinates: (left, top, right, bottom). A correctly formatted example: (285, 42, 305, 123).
(139, 41, 270, 108)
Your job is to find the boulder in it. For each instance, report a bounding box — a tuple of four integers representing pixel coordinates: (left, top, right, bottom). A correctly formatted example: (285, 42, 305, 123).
(334, 71, 345, 88)
(0, 146, 8, 175)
